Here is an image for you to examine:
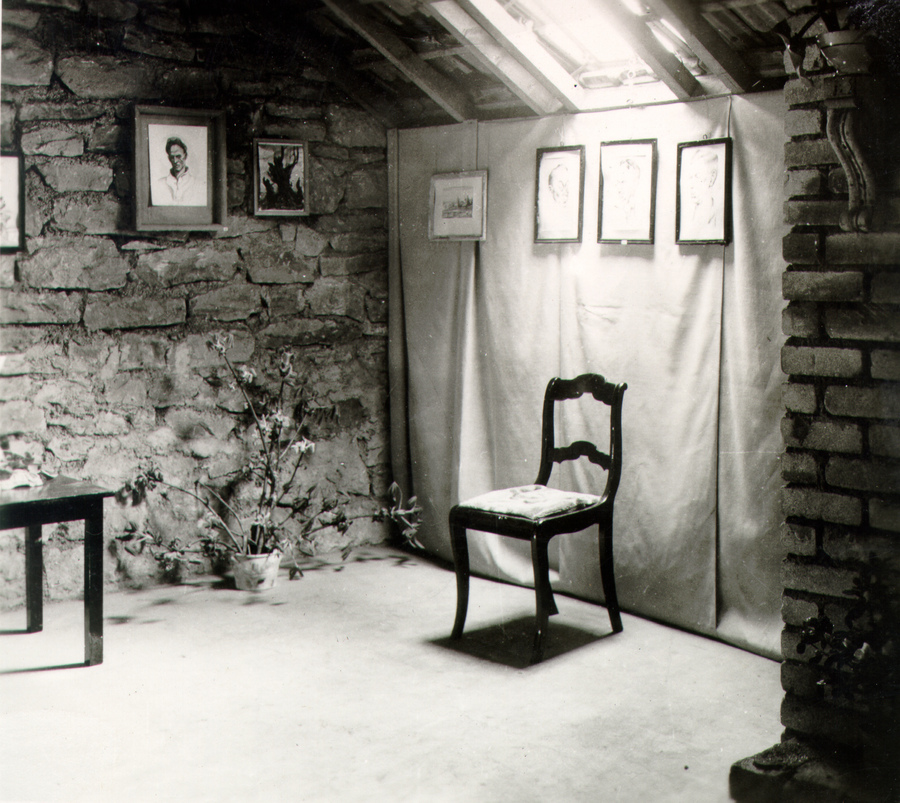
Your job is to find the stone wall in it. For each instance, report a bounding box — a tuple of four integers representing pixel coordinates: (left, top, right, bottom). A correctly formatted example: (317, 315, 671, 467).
(0, 0, 392, 604)
(732, 4, 900, 800)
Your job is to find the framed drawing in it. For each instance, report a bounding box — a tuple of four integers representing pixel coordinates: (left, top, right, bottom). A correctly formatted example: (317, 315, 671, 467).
(1, 152, 24, 252)
(253, 139, 309, 217)
(676, 138, 732, 245)
(134, 106, 226, 232)
(598, 139, 657, 244)
(534, 146, 584, 243)
(428, 170, 487, 241)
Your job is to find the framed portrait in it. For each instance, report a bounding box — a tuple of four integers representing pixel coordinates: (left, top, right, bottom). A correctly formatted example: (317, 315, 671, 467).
(676, 138, 732, 245)
(598, 139, 657, 244)
(534, 146, 584, 243)
(253, 139, 310, 217)
(1, 152, 25, 252)
(134, 106, 226, 232)
(428, 170, 487, 241)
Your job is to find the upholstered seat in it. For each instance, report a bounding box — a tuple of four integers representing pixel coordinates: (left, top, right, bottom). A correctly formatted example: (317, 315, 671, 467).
(449, 373, 627, 664)
(457, 485, 599, 520)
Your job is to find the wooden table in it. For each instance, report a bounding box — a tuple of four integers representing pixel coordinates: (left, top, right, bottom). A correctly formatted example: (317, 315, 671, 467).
(0, 477, 114, 665)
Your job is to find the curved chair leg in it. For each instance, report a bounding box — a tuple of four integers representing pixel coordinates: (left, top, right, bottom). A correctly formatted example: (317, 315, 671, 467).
(531, 535, 553, 664)
(450, 522, 470, 639)
(599, 516, 623, 633)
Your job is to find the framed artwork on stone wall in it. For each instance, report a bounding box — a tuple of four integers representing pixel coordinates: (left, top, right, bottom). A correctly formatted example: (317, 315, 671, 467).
(534, 145, 584, 243)
(1, 152, 25, 252)
(252, 139, 310, 217)
(676, 137, 732, 245)
(428, 170, 487, 241)
(598, 139, 657, 244)
(134, 106, 227, 232)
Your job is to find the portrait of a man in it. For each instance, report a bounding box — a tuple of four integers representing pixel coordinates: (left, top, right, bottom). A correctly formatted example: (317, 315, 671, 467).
(677, 139, 731, 244)
(148, 123, 208, 207)
(535, 147, 583, 242)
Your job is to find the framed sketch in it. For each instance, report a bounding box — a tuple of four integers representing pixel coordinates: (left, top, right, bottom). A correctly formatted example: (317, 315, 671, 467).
(134, 106, 226, 232)
(598, 139, 657, 244)
(1, 152, 24, 252)
(676, 138, 732, 245)
(535, 146, 584, 243)
(253, 139, 309, 217)
(428, 170, 487, 241)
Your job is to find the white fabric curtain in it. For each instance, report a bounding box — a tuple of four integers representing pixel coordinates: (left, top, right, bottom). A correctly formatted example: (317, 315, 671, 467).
(390, 93, 786, 657)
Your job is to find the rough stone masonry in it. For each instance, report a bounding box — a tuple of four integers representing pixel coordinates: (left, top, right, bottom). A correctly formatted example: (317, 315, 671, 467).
(0, 0, 393, 604)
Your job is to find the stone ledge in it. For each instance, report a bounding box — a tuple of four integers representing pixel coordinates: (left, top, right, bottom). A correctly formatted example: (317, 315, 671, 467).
(730, 740, 896, 803)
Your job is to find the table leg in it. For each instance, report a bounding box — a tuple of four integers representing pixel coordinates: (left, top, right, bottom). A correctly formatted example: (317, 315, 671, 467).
(84, 500, 104, 665)
(25, 524, 43, 632)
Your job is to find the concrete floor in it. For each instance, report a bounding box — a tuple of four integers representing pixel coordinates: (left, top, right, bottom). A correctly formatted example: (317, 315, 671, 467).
(0, 547, 782, 802)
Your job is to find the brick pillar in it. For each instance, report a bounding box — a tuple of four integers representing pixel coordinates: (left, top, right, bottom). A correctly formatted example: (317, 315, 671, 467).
(731, 31, 900, 803)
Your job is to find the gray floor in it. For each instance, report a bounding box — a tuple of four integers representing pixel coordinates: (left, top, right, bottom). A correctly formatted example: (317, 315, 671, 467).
(0, 547, 782, 802)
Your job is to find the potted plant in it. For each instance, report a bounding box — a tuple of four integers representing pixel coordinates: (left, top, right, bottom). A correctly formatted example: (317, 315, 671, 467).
(119, 334, 353, 590)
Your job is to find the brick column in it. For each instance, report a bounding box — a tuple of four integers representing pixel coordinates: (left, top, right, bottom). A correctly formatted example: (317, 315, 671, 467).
(731, 59, 900, 803)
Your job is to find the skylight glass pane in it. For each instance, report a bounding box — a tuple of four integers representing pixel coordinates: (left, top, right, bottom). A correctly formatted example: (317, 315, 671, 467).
(505, 0, 655, 88)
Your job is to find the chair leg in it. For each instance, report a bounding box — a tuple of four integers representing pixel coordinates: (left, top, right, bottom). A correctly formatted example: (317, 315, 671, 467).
(530, 536, 553, 664)
(599, 517, 623, 634)
(450, 522, 469, 639)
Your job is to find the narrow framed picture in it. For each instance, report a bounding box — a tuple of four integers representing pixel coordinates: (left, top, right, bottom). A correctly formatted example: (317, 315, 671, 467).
(535, 146, 584, 243)
(1, 152, 25, 252)
(134, 106, 227, 232)
(253, 139, 309, 217)
(598, 139, 657, 244)
(676, 137, 732, 245)
(428, 170, 487, 241)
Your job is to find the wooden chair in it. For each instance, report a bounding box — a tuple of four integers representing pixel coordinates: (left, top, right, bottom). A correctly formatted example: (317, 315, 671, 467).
(449, 373, 627, 664)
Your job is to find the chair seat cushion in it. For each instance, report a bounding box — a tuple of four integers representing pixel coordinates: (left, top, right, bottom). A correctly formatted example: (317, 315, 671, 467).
(458, 484, 600, 520)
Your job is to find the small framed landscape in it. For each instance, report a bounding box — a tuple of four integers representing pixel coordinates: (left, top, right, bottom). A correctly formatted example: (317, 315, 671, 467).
(534, 146, 584, 243)
(1, 152, 24, 253)
(598, 139, 657, 244)
(253, 139, 310, 217)
(676, 137, 733, 245)
(428, 170, 487, 241)
(134, 106, 227, 232)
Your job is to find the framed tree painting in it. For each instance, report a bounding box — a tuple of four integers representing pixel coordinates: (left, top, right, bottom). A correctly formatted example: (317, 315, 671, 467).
(534, 145, 584, 243)
(676, 137, 732, 245)
(134, 106, 227, 232)
(1, 152, 24, 252)
(598, 139, 657, 244)
(253, 139, 309, 217)
(428, 170, 487, 241)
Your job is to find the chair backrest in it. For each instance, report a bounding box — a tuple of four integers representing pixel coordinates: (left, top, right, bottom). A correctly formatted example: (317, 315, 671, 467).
(534, 374, 627, 501)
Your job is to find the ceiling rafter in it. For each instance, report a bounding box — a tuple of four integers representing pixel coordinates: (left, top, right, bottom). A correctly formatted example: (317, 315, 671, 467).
(321, 0, 476, 122)
(427, 0, 564, 116)
(643, 0, 758, 92)
(452, 0, 586, 112)
(586, 0, 702, 100)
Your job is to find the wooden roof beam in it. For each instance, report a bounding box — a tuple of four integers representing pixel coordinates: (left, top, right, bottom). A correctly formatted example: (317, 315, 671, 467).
(453, 0, 586, 112)
(321, 0, 476, 122)
(427, 0, 563, 116)
(642, 0, 757, 93)
(588, 0, 702, 100)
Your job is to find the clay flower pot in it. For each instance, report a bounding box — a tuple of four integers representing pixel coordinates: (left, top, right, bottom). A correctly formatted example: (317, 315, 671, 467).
(817, 30, 871, 75)
(232, 550, 282, 591)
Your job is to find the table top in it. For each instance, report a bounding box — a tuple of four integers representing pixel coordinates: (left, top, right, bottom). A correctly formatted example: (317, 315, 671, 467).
(0, 476, 114, 509)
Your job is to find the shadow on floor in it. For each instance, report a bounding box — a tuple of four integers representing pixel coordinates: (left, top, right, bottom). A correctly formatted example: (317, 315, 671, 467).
(429, 615, 615, 669)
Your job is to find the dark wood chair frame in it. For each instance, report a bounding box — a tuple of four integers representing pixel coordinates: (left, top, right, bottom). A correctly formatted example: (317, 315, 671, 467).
(449, 373, 627, 664)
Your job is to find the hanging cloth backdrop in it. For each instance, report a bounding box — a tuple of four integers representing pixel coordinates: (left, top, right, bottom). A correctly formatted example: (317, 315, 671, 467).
(390, 94, 786, 658)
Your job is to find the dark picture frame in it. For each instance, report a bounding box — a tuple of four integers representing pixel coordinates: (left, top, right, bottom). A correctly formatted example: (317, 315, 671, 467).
(534, 145, 585, 243)
(134, 106, 226, 232)
(598, 139, 657, 244)
(676, 137, 732, 245)
(428, 170, 488, 241)
(1, 152, 25, 252)
(253, 139, 310, 217)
